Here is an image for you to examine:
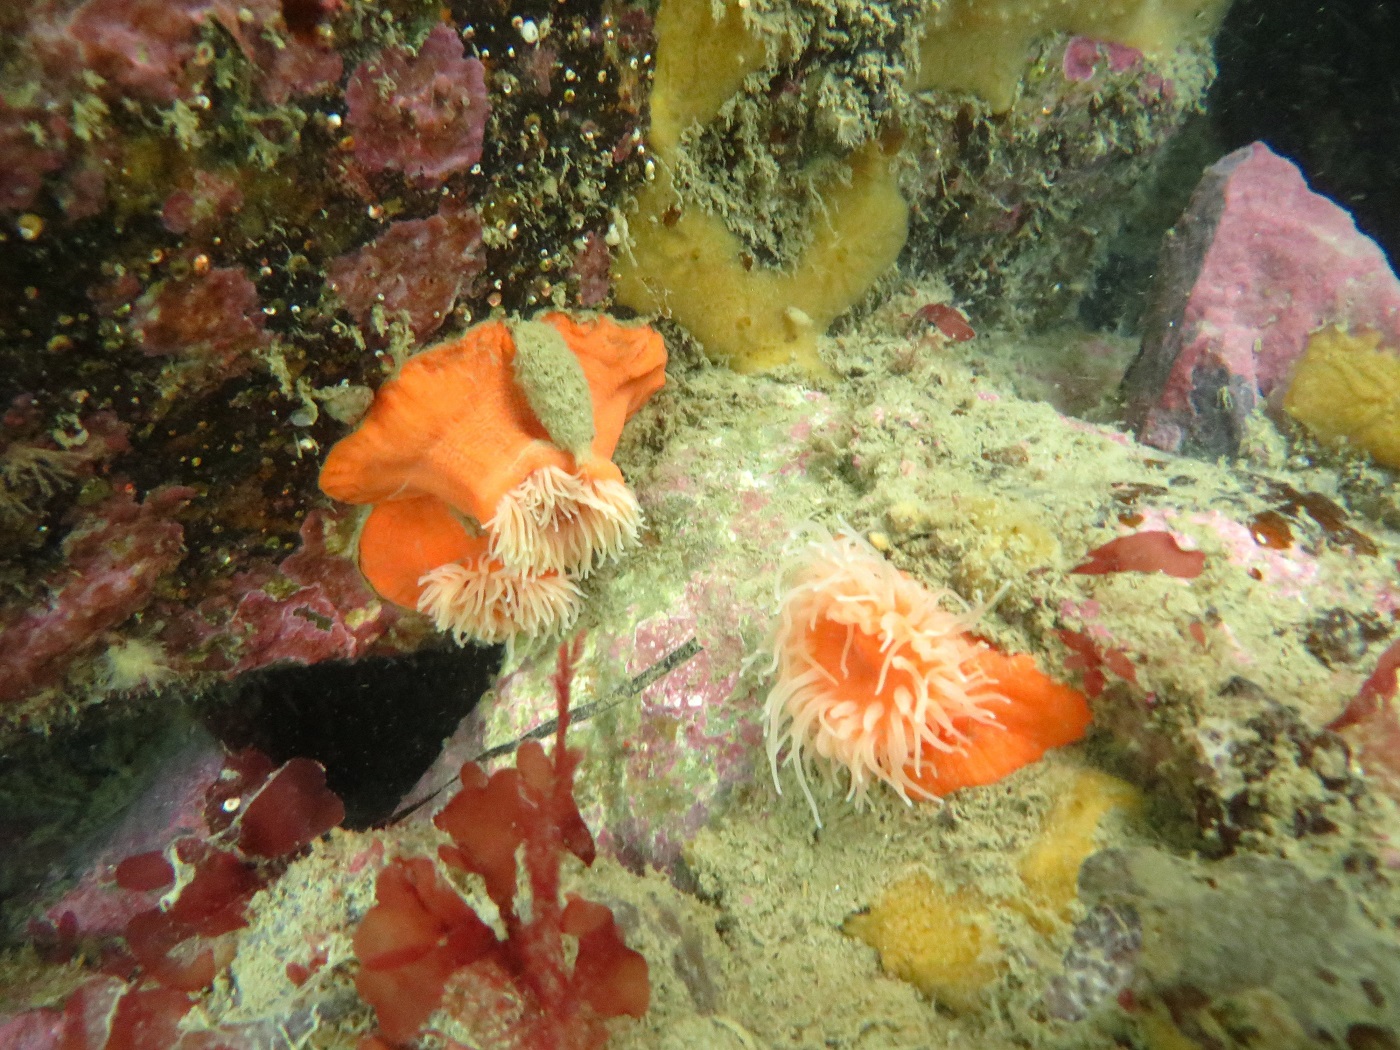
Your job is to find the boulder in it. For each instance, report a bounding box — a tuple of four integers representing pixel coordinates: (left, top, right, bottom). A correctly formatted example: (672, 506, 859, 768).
(1123, 141, 1400, 459)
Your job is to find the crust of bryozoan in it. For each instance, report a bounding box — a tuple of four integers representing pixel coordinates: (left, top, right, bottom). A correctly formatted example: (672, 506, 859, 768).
(358, 495, 581, 644)
(764, 531, 1091, 825)
(488, 313, 666, 574)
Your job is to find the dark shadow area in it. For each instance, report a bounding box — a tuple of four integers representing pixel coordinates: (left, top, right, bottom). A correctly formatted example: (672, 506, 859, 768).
(1210, 0, 1400, 268)
(0, 697, 210, 942)
(204, 645, 502, 830)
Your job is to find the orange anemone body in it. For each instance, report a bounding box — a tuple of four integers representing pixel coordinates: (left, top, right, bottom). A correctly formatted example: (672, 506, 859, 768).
(357, 495, 480, 611)
(319, 315, 665, 643)
(319, 323, 570, 525)
(765, 531, 1091, 824)
(908, 649, 1093, 797)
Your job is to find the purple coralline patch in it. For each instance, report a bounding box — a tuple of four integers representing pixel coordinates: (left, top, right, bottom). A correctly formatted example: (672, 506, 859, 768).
(570, 230, 613, 307)
(1062, 37, 1143, 82)
(194, 510, 400, 675)
(225, 589, 361, 672)
(61, 0, 212, 104)
(0, 99, 68, 213)
(0, 485, 194, 706)
(400, 557, 771, 880)
(345, 23, 489, 185)
(209, 0, 342, 104)
(1040, 904, 1143, 1021)
(1124, 142, 1400, 458)
(128, 266, 270, 375)
(160, 171, 244, 235)
(327, 201, 485, 340)
(29, 0, 340, 109)
(254, 34, 343, 105)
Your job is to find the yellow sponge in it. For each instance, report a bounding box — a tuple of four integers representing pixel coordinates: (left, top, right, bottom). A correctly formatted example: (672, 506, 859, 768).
(844, 874, 1000, 1014)
(614, 143, 908, 374)
(844, 769, 1140, 1012)
(646, 0, 767, 155)
(612, 0, 908, 373)
(1017, 770, 1143, 931)
(917, 0, 1230, 110)
(1283, 326, 1400, 469)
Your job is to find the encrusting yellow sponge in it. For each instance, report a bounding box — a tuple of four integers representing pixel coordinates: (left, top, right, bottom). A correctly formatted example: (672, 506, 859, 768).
(844, 769, 1140, 1012)
(615, 142, 908, 375)
(1283, 325, 1400, 469)
(613, 0, 908, 374)
(917, 0, 1231, 111)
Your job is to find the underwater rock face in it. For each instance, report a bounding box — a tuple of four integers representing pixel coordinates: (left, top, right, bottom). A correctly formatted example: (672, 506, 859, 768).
(1124, 141, 1400, 459)
(1080, 847, 1400, 1045)
(0, 0, 653, 731)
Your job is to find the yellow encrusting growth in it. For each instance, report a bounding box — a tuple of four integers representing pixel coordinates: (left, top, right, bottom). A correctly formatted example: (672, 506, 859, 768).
(645, 0, 768, 157)
(616, 143, 909, 374)
(613, 0, 909, 374)
(844, 768, 1140, 1012)
(1015, 769, 1143, 931)
(1282, 325, 1400, 469)
(844, 873, 999, 1014)
(917, 0, 1232, 110)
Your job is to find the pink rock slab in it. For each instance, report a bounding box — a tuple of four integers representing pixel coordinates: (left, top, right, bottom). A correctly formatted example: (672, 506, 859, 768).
(1124, 141, 1400, 458)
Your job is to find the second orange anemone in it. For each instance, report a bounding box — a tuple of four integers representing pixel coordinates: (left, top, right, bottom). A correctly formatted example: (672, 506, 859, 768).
(764, 530, 1091, 826)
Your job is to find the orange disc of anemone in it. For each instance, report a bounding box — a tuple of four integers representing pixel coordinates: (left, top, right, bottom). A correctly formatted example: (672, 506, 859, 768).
(765, 531, 1091, 822)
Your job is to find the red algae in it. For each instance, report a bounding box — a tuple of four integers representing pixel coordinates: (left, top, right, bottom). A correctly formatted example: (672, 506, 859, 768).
(354, 641, 649, 1048)
(1071, 531, 1206, 578)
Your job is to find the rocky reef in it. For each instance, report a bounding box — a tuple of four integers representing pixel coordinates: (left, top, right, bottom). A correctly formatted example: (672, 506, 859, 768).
(3, 0, 1400, 1048)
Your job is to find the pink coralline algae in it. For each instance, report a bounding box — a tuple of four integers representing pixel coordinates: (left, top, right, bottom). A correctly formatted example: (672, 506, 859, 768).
(210, 0, 342, 104)
(61, 0, 212, 103)
(345, 23, 489, 185)
(570, 230, 613, 307)
(327, 201, 485, 339)
(128, 266, 270, 375)
(1062, 37, 1143, 82)
(0, 485, 194, 706)
(32, 0, 341, 108)
(159, 171, 244, 235)
(0, 99, 68, 213)
(211, 510, 402, 675)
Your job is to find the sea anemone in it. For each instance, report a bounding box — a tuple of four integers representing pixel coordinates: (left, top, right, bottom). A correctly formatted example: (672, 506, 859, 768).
(417, 552, 582, 646)
(318, 314, 666, 643)
(359, 496, 581, 644)
(764, 529, 1091, 826)
(487, 461, 642, 577)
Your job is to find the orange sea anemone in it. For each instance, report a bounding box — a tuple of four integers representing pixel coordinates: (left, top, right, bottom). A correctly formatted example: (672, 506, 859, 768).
(359, 496, 581, 644)
(319, 315, 666, 578)
(763, 530, 1092, 826)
